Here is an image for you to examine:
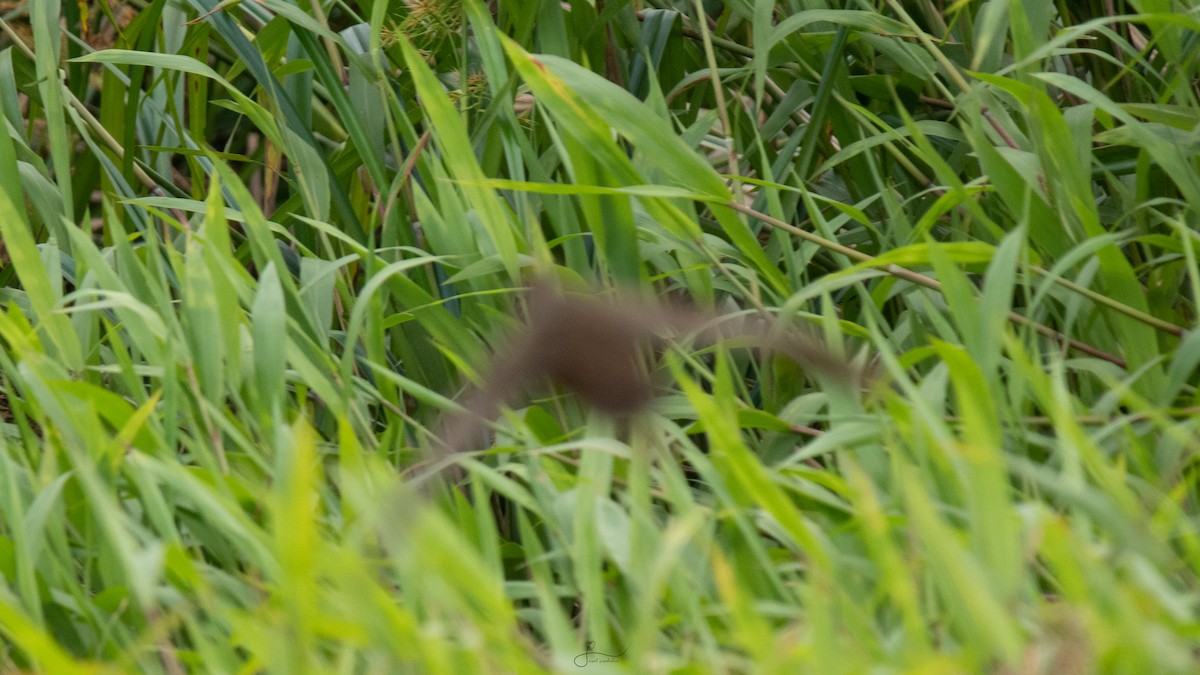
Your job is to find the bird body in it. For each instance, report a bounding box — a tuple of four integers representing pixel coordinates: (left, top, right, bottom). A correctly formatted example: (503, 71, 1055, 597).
(433, 280, 864, 458)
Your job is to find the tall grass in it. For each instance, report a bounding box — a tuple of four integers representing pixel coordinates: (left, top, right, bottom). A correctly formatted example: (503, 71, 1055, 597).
(1, 0, 1199, 672)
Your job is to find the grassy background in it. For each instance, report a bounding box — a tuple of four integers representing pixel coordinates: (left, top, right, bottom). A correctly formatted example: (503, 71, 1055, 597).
(2, 0, 1199, 672)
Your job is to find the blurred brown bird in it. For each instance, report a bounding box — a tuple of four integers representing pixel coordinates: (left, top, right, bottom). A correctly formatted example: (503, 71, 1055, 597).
(432, 280, 865, 460)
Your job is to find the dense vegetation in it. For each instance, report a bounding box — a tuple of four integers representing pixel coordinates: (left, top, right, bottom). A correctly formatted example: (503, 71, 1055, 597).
(2, 0, 1199, 672)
